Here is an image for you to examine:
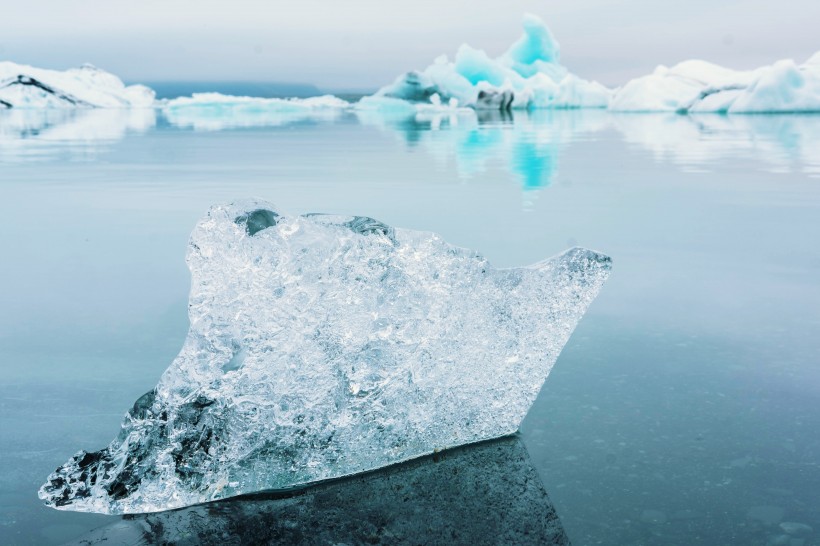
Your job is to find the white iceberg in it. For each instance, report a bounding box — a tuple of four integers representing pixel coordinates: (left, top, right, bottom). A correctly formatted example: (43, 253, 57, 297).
(163, 93, 350, 130)
(368, 14, 611, 111)
(40, 199, 610, 514)
(0, 62, 155, 109)
(610, 54, 820, 113)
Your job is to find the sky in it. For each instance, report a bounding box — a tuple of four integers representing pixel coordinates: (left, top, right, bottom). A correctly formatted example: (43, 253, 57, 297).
(1, 0, 819, 92)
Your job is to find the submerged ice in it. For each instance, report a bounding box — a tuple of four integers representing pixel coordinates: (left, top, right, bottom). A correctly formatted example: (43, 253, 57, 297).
(39, 200, 611, 514)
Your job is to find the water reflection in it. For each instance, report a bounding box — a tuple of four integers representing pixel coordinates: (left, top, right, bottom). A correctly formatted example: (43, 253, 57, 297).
(0, 108, 155, 161)
(612, 114, 820, 176)
(67, 436, 569, 545)
(1, 107, 818, 181)
(357, 109, 608, 192)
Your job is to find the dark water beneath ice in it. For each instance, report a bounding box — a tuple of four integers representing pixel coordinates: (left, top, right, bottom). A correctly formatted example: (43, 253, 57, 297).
(0, 106, 818, 545)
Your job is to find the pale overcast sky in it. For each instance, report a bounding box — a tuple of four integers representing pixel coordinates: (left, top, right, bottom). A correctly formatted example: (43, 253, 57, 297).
(1, 0, 818, 91)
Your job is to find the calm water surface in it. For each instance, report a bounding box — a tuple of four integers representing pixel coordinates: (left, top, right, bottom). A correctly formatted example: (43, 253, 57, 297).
(0, 107, 818, 545)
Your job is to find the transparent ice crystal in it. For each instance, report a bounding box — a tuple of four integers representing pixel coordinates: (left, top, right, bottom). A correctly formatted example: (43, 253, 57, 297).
(39, 199, 611, 514)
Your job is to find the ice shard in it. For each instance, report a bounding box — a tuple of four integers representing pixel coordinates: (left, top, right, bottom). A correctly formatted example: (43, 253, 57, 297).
(39, 199, 611, 514)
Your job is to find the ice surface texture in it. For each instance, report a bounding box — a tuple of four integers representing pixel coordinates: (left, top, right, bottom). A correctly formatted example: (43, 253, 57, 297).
(0, 62, 154, 108)
(66, 436, 570, 545)
(39, 199, 611, 514)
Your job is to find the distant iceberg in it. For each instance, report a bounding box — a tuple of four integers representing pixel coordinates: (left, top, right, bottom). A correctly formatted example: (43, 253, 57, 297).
(0, 62, 154, 108)
(3, 17, 819, 115)
(162, 93, 350, 130)
(367, 14, 611, 112)
(610, 54, 820, 113)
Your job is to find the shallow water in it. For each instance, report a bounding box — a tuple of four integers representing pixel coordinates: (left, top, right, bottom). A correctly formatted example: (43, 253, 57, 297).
(0, 107, 818, 545)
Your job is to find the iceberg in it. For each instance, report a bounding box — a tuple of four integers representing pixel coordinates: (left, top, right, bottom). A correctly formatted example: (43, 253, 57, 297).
(5, 20, 818, 115)
(39, 199, 611, 514)
(65, 436, 570, 545)
(610, 54, 820, 113)
(367, 14, 611, 111)
(162, 93, 350, 130)
(0, 62, 154, 108)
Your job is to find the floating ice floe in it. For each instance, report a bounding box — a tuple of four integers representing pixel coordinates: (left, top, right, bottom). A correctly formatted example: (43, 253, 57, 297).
(367, 13, 611, 112)
(40, 199, 611, 514)
(610, 54, 820, 113)
(0, 62, 154, 108)
(162, 93, 350, 130)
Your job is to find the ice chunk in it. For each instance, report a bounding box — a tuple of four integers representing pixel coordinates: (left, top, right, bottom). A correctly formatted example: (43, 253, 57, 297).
(475, 88, 515, 110)
(370, 14, 610, 110)
(39, 199, 610, 514)
(0, 62, 155, 108)
(610, 54, 820, 113)
(354, 93, 470, 127)
(162, 93, 350, 130)
(65, 436, 570, 545)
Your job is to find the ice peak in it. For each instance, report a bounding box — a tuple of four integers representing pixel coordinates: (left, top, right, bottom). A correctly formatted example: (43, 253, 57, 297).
(504, 13, 561, 71)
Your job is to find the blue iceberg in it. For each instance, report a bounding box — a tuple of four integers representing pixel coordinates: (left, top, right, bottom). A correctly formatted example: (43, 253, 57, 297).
(363, 14, 611, 112)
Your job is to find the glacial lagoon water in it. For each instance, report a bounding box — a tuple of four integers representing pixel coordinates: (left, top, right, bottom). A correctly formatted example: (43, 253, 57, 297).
(0, 107, 819, 545)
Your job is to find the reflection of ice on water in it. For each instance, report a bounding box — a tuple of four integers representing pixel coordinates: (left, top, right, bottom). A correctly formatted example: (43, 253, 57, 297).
(1, 104, 818, 180)
(373, 110, 820, 183)
(0, 108, 155, 161)
(360, 108, 610, 195)
(66, 436, 570, 545)
(612, 114, 820, 177)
